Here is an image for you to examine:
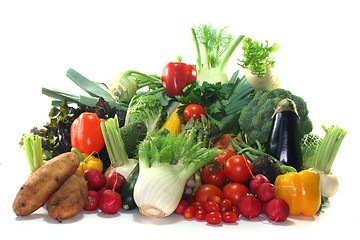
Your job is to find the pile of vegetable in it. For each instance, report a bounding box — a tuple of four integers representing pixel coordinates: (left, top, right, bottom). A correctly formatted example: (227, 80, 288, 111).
(14, 24, 347, 225)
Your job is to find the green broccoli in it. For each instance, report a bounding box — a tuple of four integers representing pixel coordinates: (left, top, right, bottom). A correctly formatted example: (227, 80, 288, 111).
(238, 88, 313, 145)
(125, 94, 163, 134)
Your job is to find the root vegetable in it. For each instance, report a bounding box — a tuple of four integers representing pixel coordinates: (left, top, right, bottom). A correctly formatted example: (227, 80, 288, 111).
(13, 152, 80, 216)
(238, 195, 262, 219)
(264, 198, 289, 222)
(46, 174, 88, 222)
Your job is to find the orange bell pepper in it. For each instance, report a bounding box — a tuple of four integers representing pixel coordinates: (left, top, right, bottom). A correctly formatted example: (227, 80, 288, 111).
(274, 169, 321, 217)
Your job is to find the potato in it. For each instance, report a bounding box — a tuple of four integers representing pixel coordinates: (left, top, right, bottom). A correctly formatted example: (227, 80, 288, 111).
(13, 152, 80, 216)
(46, 174, 88, 222)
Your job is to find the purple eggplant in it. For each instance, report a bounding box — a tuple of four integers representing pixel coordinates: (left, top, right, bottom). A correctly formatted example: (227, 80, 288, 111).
(266, 98, 303, 171)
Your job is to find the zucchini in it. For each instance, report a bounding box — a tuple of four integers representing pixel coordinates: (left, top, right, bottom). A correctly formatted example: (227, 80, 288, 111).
(120, 163, 139, 210)
(266, 98, 303, 171)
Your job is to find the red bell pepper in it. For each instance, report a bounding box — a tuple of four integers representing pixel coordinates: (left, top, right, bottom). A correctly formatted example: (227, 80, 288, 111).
(71, 112, 106, 154)
(161, 60, 197, 98)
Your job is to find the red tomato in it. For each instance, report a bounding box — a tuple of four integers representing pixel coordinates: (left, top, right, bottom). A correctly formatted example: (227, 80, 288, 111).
(183, 104, 207, 122)
(224, 155, 253, 183)
(219, 199, 233, 213)
(201, 162, 227, 188)
(222, 182, 250, 206)
(195, 209, 207, 220)
(203, 201, 220, 213)
(205, 212, 222, 225)
(183, 206, 196, 219)
(221, 211, 238, 223)
(195, 184, 223, 202)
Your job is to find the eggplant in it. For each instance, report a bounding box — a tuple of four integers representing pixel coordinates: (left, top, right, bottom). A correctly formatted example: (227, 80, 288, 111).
(266, 98, 303, 171)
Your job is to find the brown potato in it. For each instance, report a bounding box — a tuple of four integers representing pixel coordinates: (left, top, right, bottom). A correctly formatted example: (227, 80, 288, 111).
(46, 174, 88, 222)
(13, 152, 80, 216)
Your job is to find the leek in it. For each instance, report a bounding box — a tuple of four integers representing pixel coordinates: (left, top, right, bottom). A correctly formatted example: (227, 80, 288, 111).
(133, 128, 222, 218)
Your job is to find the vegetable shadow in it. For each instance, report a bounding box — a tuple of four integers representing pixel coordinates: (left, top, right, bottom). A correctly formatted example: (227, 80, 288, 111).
(131, 211, 183, 225)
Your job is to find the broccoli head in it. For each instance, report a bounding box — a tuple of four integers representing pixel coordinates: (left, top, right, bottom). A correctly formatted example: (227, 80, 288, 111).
(238, 88, 313, 145)
(124, 94, 163, 133)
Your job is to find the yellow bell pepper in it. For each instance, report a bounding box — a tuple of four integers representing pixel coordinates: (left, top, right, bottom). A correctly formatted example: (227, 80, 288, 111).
(75, 153, 103, 176)
(160, 104, 184, 135)
(274, 169, 321, 217)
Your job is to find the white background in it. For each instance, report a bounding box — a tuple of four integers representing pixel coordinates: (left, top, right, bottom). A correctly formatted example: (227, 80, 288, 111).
(1, 0, 359, 239)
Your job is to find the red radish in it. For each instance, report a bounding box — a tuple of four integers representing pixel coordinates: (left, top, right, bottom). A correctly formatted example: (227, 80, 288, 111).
(107, 171, 126, 191)
(98, 186, 110, 197)
(256, 183, 275, 202)
(99, 190, 122, 214)
(83, 190, 100, 211)
(238, 195, 262, 219)
(175, 200, 189, 214)
(84, 169, 106, 190)
(249, 174, 269, 194)
(265, 198, 289, 222)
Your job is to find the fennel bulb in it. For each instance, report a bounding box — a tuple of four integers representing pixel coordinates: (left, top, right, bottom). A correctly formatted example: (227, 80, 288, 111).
(133, 128, 222, 218)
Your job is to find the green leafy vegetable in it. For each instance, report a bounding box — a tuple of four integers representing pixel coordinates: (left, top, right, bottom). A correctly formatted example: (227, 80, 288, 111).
(238, 38, 279, 78)
(125, 94, 163, 134)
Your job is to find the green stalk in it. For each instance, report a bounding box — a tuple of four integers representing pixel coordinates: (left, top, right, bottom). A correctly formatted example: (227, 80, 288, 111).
(191, 28, 202, 73)
(219, 35, 245, 73)
(24, 134, 43, 172)
(122, 70, 162, 89)
(100, 115, 129, 167)
(314, 125, 347, 173)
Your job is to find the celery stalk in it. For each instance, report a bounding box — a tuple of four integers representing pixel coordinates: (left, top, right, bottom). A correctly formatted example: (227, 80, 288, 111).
(24, 134, 43, 172)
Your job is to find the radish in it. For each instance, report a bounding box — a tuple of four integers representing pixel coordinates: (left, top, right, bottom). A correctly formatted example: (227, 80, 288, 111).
(175, 199, 189, 214)
(249, 174, 269, 195)
(256, 183, 275, 202)
(238, 195, 262, 219)
(84, 169, 106, 190)
(107, 171, 126, 191)
(99, 190, 122, 214)
(264, 198, 289, 222)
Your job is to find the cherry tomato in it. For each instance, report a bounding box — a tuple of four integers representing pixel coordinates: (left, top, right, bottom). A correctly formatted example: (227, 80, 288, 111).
(205, 212, 222, 225)
(224, 155, 253, 183)
(201, 162, 227, 188)
(221, 211, 238, 223)
(195, 184, 223, 202)
(183, 206, 196, 219)
(222, 182, 250, 206)
(203, 201, 220, 213)
(191, 201, 204, 211)
(83, 190, 100, 211)
(219, 199, 233, 213)
(195, 209, 207, 220)
(183, 104, 207, 122)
